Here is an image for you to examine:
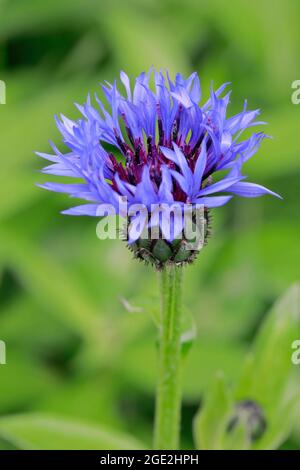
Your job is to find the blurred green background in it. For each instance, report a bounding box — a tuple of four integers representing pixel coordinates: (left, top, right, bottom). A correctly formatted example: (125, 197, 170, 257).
(0, 0, 299, 450)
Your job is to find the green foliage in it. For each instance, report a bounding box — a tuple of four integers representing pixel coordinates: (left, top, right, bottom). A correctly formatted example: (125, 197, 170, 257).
(0, 414, 144, 450)
(194, 373, 233, 450)
(194, 285, 300, 450)
(0, 0, 299, 450)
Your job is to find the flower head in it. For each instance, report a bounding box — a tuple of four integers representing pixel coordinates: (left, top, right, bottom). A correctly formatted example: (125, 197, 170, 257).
(37, 69, 280, 266)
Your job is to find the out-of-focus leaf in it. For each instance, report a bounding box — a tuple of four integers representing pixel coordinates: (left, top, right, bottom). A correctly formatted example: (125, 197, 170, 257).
(222, 421, 250, 451)
(254, 396, 298, 450)
(33, 377, 122, 430)
(193, 284, 300, 450)
(0, 352, 59, 413)
(234, 284, 300, 449)
(0, 295, 75, 354)
(102, 6, 188, 75)
(0, 0, 100, 40)
(0, 414, 145, 450)
(236, 284, 300, 410)
(0, 228, 100, 339)
(245, 107, 300, 180)
(0, 173, 41, 221)
(184, 338, 246, 398)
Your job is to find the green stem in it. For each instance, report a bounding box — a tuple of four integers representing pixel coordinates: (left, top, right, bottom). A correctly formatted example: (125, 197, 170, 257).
(154, 264, 183, 449)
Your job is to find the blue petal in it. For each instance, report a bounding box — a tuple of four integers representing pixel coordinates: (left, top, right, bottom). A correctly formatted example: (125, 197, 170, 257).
(192, 143, 207, 194)
(134, 166, 158, 206)
(158, 166, 174, 202)
(193, 195, 233, 207)
(40, 163, 78, 177)
(61, 204, 101, 216)
(160, 146, 178, 165)
(189, 73, 201, 103)
(171, 87, 193, 108)
(114, 173, 135, 199)
(227, 182, 282, 199)
(37, 182, 88, 194)
(127, 211, 148, 243)
(202, 82, 230, 111)
(170, 170, 190, 195)
(160, 144, 193, 192)
(120, 71, 132, 100)
(36, 151, 59, 163)
(173, 144, 193, 180)
(197, 176, 242, 197)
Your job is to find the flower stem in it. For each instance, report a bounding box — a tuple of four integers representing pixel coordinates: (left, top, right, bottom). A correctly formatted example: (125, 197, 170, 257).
(154, 264, 183, 449)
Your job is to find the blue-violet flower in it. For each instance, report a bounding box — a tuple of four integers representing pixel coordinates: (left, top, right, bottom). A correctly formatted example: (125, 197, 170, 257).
(37, 69, 280, 266)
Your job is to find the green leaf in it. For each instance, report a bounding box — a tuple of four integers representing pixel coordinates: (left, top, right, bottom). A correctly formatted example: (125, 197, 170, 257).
(222, 421, 250, 451)
(0, 353, 59, 413)
(0, 228, 100, 340)
(254, 396, 299, 450)
(236, 283, 300, 411)
(193, 285, 300, 450)
(235, 283, 300, 449)
(33, 377, 122, 430)
(184, 339, 245, 399)
(193, 372, 233, 450)
(0, 414, 145, 450)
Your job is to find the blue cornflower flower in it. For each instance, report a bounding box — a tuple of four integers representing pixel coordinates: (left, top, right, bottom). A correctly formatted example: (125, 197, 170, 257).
(37, 69, 280, 266)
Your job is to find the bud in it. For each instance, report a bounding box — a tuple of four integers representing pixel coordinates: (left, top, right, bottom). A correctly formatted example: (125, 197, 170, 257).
(227, 400, 267, 442)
